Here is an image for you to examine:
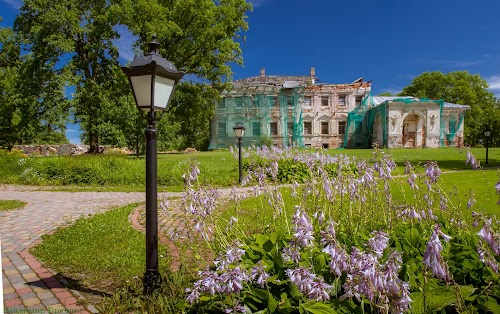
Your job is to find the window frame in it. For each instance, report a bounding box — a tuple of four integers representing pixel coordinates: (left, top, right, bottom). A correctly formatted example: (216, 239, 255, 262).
(321, 121, 329, 135)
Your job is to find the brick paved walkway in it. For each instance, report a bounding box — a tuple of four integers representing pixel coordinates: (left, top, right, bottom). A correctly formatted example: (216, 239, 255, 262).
(0, 188, 147, 313)
(0, 185, 253, 313)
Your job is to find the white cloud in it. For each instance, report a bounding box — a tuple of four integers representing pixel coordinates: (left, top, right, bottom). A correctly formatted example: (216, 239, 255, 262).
(113, 25, 138, 62)
(1, 0, 22, 9)
(487, 75, 500, 90)
(486, 75, 500, 97)
(250, 0, 272, 8)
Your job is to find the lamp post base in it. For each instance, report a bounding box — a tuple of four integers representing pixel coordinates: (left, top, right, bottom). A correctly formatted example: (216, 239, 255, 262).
(143, 269, 162, 295)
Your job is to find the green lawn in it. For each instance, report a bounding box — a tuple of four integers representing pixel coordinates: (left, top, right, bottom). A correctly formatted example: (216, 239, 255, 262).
(0, 200, 27, 211)
(0, 148, 498, 192)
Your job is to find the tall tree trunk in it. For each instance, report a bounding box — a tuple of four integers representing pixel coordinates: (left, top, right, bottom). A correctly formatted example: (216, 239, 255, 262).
(89, 130, 98, 153)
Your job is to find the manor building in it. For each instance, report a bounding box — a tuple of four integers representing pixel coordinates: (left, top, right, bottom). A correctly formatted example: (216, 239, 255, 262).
(208, 68, 469, 149)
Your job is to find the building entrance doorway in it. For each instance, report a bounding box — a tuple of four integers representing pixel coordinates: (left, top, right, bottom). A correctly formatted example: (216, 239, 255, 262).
(402, 114, 419, 147)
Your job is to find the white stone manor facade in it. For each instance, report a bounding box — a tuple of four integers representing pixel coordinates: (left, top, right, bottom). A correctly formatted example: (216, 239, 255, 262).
(208, 68, 469, 149)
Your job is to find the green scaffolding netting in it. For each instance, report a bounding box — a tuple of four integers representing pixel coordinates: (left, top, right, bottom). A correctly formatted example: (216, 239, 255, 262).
(209, 86, 305, 149)
(343, 95, 463, 148)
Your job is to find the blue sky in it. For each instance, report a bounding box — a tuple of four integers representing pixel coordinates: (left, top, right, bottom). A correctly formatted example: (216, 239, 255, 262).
(2, 0, 500, 143)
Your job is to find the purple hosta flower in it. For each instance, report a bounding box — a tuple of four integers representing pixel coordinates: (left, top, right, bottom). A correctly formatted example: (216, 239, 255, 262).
(323, 243, 350, 276)
(404, 161, 413, 175)
(477, 245, 499, 273)
(313, 210, 325, 224)
(219, 266, 250, 294)
(360, 167, 375, 187)
(224, 302, 246, 313)
(423, 225, 452, 282)
(251, 262, 270, 288)
(467, 194, 476, 209)
(393, 282, 412, 314)
(407, 172, 417, 190)
(424, 193, 433, 208)
(365, 231, 390, 258)
(229, 186, 242, 202)
(408, 207, 421, 220)
(286, 267, 332, 301)
(496, 180, 500, 205)
(282, 242, 301, 263)
(320, 220, 337, 246)
(214, 242, 246, 270)
(439, 194, 448, 211)
(424, 161, 442, 187)
(466, 149, 480, 170)
(427, 209, 438, 221)
(478, 219, 500, 255)
(291, 181, 299, 198)
(291, 208, 314, 248)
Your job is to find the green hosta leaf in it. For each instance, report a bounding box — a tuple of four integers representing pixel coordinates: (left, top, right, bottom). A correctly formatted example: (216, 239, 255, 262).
(404, 228, 421, 248)
(267, 292, 278, 312)
(289, 283, 302, 299)
(484, 297, 500, 313)
(313, 253, 327, 272)
(256, 234, 270, 247)
(300, 301, 336, 314)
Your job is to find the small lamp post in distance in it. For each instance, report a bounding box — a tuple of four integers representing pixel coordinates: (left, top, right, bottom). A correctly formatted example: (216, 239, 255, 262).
(233, 122, 246, 184)
(121, 36, 184, 294)
(484, 127, 491, 165)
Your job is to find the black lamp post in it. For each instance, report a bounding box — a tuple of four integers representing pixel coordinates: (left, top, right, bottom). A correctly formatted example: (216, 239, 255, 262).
(122, 37, 184, 294)
(484, 127, 491, 165)
(233, 122, 245, 184)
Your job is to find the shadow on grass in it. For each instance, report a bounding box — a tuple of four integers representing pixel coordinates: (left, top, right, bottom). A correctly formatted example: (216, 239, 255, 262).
(395, 158, 498, 171)
(27, 273, 111, 299)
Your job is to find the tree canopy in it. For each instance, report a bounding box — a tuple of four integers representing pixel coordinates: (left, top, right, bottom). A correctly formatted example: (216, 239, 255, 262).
(4, 0, 251, 152)
(400, 71, 500, 146)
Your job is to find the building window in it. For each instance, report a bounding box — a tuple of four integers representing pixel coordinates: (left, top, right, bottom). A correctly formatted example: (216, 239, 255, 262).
(270, 122, 278, 136)
(304, 122, 312, 135)
(253, 122, 261, 136)
(272, 96, 278, 107)
(253, 98, 259, 108)
(218, 122, 227, 136)
(219, 99, 226, 109)
(303, 96, 311, 107)
(287, 97, 293, 107)
(321, 96, 329, 106)
(321, 122, 329, 135)
(287, 122, 294, 135)
(338, 95, 346, 106)
(305, 143, 311, 148)
(234, 97, 242, 107)
(355, 96, 363, 106)
(338, 121, 346, 135)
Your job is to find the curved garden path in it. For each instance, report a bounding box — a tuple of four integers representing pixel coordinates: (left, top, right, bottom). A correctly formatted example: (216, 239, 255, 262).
(0, 185, 251, 313)
(0, 186, 149, 313)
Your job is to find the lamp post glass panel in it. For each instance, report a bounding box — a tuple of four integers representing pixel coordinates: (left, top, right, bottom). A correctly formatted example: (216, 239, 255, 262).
(484, 128, 491, 165)
(233, 122, 245, 183)
(121, 37, 184, 294)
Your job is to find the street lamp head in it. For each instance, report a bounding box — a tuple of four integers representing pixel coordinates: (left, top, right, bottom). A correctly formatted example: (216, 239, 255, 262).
(484, 127, 492, 138)
(233, 122, 246, 139)
(122, 36, 184, 113)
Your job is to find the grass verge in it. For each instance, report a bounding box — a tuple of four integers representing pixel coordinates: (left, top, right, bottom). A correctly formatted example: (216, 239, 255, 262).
(0, 200, 27, 211)
(31, 203, 195, 313)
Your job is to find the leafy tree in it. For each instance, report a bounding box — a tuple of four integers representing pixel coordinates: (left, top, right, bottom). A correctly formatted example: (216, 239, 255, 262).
(13, 0, 251, 152)
(400, 71, 499, 146)
(377, 92, 396, 96)
(15, 0, 121, 153)
(119, 0, 252, 150)
(0, 21, 69, 149)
